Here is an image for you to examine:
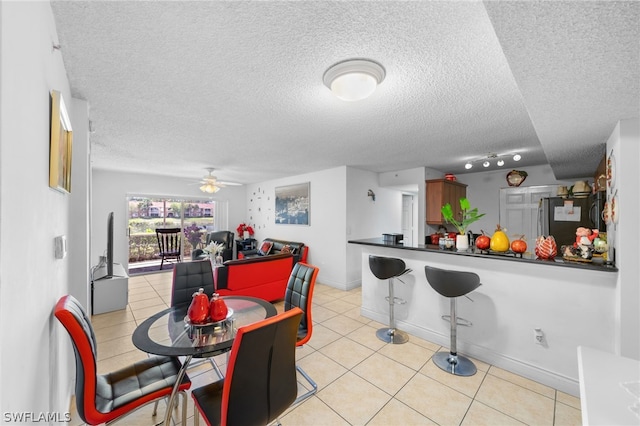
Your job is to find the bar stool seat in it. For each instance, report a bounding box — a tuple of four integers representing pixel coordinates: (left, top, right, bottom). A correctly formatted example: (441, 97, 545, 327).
(425, 265, 481, 376)
(369, 255, 412, 344)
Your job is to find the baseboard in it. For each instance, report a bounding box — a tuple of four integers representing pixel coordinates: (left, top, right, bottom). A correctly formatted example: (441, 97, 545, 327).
(360, 307, 580, 397)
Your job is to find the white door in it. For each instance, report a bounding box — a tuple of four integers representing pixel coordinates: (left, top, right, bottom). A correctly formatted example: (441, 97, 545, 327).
(499, 185, 557, 246)
(402, 194, 414, 246)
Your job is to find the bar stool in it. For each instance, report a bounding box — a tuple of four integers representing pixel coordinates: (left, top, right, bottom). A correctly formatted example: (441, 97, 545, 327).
(425, 265, 481, 376)
(369, 255, 412, 344)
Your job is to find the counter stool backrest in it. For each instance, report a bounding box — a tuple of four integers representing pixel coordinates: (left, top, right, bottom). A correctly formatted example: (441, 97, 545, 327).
(369, 256, 408, 280)
(425, 265, 481, 298)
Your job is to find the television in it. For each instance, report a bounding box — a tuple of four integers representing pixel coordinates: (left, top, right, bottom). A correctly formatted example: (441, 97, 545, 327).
(94, 212, 116, 280)
(107, 211, 114, 278)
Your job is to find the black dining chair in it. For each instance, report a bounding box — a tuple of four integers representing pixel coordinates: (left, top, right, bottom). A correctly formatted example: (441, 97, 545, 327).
(191, 308, 304, 426)
(284, 261, 320, 404)
(171, 260, 223, 379)
(156, 227, 182, 269)
(54, 295, 191, 425)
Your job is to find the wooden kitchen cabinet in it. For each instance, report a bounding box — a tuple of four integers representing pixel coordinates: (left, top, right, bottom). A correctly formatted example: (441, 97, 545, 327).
(426, 179, 467, 225)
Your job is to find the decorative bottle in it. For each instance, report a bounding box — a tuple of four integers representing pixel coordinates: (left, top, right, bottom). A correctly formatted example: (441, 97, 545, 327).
(187, 288, 210, 324)
(209, 293, 228, 322)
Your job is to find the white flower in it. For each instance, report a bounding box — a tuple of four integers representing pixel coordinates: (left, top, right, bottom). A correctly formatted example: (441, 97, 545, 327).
(203, 241, 225, 255)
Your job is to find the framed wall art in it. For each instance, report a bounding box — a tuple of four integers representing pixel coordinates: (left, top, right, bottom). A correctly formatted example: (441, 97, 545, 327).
(49, 90, 73, 193)
(275, 182, 310, 225)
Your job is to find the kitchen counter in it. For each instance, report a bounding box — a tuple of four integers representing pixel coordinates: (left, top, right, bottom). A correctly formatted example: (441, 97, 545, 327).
(349, 238, 619, 397)
(349, 237, 617, 272)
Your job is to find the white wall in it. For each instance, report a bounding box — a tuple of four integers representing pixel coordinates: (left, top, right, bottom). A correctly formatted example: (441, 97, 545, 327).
(0, 1, 86, 417)
(91, 169, 247, 270)
(606, 118, 640, 360)
(244, 167, 349, 289)
(346, 167, 402, 288)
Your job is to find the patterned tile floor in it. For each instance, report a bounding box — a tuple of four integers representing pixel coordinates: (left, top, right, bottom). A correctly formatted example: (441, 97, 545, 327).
(70, 271, 582, 425)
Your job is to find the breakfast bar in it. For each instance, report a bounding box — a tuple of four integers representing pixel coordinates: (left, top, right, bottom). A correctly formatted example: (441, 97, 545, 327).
(349, 238, 619, 396)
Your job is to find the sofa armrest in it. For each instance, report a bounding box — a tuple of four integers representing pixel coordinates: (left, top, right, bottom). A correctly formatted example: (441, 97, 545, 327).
(192, 248, 205, 260)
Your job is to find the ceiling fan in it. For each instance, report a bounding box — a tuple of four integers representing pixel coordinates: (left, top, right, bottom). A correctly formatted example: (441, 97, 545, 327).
(197, 168, 242, 193)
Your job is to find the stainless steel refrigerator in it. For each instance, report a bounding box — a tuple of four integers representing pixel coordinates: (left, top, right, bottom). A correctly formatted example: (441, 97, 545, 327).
(537, 193, 606, 247)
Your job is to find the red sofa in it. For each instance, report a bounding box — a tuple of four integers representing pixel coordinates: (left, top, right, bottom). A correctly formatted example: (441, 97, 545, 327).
(213, 253, 294, 302)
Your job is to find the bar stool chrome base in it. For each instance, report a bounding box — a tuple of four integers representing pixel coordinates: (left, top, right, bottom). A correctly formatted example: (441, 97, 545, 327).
(432, 351, 477, 376)
(376, 327, 409, 344)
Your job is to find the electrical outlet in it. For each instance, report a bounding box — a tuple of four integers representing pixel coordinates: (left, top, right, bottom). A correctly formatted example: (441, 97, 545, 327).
(534, 328, 544, 344)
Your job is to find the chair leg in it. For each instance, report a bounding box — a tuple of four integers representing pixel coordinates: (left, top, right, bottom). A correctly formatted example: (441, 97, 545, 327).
(294, 364, 317, 404)
(432, 297, 477, 376)
(210, 358, 224, 379)
(376, 278, 409, 344)
(152, 400, 159, 416)
(181, 390, 187, 426)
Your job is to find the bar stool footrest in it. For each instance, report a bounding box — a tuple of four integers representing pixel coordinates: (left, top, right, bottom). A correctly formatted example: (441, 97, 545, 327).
(441, 315, 473, 327)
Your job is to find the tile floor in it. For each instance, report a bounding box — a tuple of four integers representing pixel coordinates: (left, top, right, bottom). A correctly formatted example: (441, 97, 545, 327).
(71, 271, 582, 425)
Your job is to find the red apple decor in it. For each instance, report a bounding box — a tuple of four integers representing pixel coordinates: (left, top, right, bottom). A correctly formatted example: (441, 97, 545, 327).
(510, 235, 527, 257)
(475, 231, 491, 251)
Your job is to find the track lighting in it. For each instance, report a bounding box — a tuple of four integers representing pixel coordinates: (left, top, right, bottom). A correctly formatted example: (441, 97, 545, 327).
(463, 152, 523, 170)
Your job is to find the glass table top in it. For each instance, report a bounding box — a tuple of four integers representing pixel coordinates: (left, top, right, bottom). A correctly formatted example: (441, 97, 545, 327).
(132, 295, 277, 358)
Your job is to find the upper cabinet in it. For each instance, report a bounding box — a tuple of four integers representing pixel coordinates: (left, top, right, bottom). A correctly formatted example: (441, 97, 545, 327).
(426, 179, 467, 225)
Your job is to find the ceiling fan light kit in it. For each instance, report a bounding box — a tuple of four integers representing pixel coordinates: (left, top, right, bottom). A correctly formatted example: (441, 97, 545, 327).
(323, 59, 385, 102)
(200, 183, 221, 193)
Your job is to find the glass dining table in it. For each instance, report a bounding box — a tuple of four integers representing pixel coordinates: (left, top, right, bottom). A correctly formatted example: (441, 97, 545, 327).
(132, 295, 277, 425)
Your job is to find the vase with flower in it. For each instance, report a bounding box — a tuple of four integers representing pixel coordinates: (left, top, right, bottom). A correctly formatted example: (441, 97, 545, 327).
(203, 241, 226, 265)
(236, 223, 254, 240)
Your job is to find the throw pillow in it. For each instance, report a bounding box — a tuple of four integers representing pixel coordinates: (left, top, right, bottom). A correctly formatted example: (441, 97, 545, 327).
(258, 241, 274, 256)
(280, 245, 292, 254)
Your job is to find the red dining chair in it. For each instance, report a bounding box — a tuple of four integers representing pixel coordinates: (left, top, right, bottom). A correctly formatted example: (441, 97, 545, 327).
(192, 308, 304, 426)
(54, 295, 191, 425)
(284, 261, 320, 404)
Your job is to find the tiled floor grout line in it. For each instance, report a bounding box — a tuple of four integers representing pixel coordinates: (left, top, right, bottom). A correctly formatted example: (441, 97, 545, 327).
(87, 275, 581, 426)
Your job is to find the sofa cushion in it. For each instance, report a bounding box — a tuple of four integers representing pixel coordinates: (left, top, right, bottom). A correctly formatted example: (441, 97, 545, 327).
(258, 240, 274, 256)
(280, 244, 292, 254)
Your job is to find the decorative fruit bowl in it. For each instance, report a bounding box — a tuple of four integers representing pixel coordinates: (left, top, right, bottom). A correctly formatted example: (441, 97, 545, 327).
(184, 308, 234, 328)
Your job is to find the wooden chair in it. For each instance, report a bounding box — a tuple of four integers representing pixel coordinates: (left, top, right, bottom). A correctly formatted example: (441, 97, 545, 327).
(191, 308, 303, 426)
(156, 227, 182, 269)
(54, 295, 191, 425)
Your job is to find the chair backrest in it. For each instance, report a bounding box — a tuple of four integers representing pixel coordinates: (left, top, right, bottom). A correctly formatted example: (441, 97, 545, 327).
(171, 260, 215, 306)
(369, 255, 407, 280)
(54, 295, 99, 424)
(223, 308, 303, 425)
(156, 228, 181, 254)
(425, 265, 481, 298)
(284, 262, 319, 346)
(206, 231, 234, 248)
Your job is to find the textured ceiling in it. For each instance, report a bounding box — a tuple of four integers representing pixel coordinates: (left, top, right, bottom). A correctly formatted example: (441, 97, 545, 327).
(50, 1, 639, 185)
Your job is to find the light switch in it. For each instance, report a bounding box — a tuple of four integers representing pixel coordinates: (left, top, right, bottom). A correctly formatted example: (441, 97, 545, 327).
(55, 235, 67, 259)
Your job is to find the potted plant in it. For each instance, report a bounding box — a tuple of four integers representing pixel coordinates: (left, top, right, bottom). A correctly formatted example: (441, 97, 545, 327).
(441, 198, 485, 250)
(236, 223, 254, 240)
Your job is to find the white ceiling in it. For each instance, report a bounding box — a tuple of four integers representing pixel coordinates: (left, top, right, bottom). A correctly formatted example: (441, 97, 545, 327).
(50, 1, 639, 185)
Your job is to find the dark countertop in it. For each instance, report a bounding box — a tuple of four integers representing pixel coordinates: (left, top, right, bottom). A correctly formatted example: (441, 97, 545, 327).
(349, 238, 618, 273)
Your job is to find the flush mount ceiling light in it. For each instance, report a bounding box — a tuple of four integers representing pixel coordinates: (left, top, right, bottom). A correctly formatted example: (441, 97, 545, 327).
(323, 59, 385, 101)
(464, 152, 523, 170)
